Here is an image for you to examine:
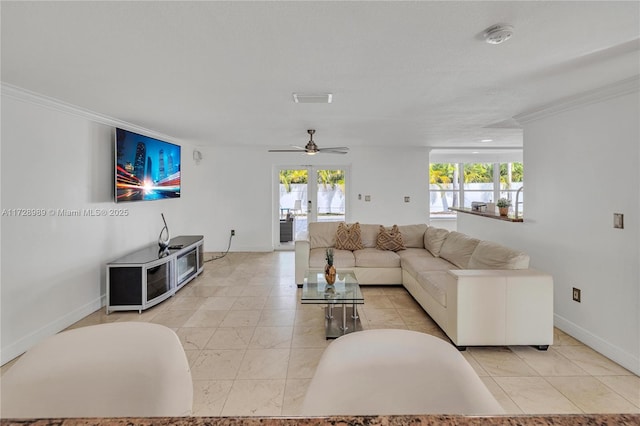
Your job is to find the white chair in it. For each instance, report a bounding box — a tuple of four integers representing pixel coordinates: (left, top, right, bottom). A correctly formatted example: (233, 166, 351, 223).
(1, 322, 193, 418)
(301, 329, 504, 416)
(293, 199, 303, 216)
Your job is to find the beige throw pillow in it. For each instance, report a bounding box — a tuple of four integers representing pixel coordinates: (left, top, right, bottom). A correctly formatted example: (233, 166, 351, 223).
(335, 222, 364, 251)
(376, 225, 406, 252)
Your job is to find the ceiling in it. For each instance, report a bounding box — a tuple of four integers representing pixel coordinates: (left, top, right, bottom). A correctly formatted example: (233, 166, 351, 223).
(1, 1, 639, 150)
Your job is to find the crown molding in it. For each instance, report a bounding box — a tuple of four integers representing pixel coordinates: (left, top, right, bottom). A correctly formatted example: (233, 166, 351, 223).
(1, 82, 180, 144)
(514, 76, 640, 125)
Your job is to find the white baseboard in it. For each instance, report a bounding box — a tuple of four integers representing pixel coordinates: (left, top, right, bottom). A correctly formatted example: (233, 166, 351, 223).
(554, 314, 640, 375)
(0, 295, 105, 365)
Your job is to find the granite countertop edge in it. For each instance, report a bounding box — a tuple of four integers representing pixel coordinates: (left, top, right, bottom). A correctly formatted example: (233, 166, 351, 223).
(2, 414, 640, 426)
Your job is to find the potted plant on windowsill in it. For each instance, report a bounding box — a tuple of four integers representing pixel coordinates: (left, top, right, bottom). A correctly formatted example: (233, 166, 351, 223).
(497, 198, 511, 216)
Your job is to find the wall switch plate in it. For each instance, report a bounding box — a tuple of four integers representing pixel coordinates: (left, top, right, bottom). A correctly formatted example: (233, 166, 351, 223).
(404, 196, 410, 202)
(365, 195, 371, 202)
(614, 213, 624, 229)
(572, 287, 581, 303)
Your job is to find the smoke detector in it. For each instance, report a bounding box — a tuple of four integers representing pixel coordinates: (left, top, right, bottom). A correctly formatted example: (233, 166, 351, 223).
(483, 24, 514, 45)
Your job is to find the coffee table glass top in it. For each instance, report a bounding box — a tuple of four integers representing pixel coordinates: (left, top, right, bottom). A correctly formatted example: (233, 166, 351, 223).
(301, 271, 363, 304)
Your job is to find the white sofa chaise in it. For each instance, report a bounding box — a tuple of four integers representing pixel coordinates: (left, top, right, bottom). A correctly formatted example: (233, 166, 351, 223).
(1, 322, 193, 418)
(302, 329, 505, 416)
(295, 222, 553, 350)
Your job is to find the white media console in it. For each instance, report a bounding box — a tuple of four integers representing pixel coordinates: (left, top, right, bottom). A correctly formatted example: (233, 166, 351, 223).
(106, 235, 204, 314)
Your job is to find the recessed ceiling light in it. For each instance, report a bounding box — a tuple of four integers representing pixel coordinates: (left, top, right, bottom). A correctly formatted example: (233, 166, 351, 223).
(483, 24, 514, 45)
(481, 139, 493, 142)
(292, 93, 333, 103)
(472, 151, 480, 154)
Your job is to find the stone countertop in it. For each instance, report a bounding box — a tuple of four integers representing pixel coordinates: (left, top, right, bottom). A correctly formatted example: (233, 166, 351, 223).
(450, 207, 524, 223)
(2, 415, 640, 426)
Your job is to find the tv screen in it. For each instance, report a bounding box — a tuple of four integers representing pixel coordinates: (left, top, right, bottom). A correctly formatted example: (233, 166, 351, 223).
(115, 128, 181, 202)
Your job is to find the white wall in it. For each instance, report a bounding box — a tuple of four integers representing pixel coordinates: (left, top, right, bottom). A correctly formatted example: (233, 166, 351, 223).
(1, 90, 431, 364)
(0, 93, 200, 364)
(456, 84, 640, 374)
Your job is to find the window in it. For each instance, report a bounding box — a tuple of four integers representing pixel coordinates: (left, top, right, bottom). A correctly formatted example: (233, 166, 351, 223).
(429, 162, 523, 218)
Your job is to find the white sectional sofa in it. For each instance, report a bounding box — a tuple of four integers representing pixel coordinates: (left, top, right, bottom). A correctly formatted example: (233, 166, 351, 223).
(295, 222, 554, 350)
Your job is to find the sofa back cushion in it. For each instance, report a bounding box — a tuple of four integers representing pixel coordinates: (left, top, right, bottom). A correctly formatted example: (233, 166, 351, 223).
(360, 224, 381, 248)
(335, 222, 364, 251)
(424, 226, 450, 257)
(309, 222, 340, 249)
(468, 241, 530, 270)
(438, 231, 480, 268)
(397, 224, 428, 248)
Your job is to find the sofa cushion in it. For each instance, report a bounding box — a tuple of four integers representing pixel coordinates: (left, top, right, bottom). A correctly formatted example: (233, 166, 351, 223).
(309, 222, 340, 249)
(335, 222, 364, 251)
(468, 241, 530, 270)
(376, 225, 406, 252)
(309, 248, 355, 268)
(439, 232, 480, 269)
(396, 248, 430, 260)
(424, 226, 450, 257)
(354, 248, 401, 268)
(397, 224, 428, 248)
(401, 255, 458, 279)
(360, 224, 381, 248)
(416, 271, 454, 308)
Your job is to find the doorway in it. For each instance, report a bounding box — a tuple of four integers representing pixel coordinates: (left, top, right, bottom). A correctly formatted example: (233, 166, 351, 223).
(275, 166, 349, 249)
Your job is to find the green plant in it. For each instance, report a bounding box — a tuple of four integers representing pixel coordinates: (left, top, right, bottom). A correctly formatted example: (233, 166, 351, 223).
(497, 198, 511, 208)
(325, 248, 334, 266)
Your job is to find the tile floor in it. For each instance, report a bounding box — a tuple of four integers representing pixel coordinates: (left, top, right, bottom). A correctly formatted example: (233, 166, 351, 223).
(4, 251, 639, 416)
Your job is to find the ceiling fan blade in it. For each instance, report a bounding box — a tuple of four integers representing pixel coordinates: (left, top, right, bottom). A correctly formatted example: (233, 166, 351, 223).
(317, 149, 348, 154)
(268, 145, 307, 152)
(318, 147, 349, 151)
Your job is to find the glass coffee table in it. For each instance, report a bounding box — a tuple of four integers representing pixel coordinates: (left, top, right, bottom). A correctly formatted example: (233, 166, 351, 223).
(301, 270, 364, 339)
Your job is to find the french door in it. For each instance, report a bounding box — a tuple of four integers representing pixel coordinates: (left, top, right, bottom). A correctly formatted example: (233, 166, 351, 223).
(275, 166, 349, 249)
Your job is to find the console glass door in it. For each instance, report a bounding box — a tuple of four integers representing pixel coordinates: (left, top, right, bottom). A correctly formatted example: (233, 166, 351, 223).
(146, 262, 171, 302)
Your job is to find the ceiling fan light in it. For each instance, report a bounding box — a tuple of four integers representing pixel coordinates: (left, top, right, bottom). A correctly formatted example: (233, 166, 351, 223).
(292, 93, 333, 103)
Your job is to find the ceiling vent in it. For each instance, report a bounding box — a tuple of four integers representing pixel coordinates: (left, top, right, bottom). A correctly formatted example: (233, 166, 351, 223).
(483, 24, 514, 45)
(292, 93, 333, 103)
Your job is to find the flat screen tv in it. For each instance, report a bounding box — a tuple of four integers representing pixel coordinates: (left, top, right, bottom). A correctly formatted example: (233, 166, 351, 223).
(115, 128, 181, 202)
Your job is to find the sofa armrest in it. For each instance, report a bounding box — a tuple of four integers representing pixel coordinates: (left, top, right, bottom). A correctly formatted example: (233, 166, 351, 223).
(445, 269, 554, 347)
(295, 234, 310, 285)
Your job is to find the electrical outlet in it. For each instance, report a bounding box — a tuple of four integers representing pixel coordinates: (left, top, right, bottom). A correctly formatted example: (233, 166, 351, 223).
(572, 287, 581, 303)
(614, 213, 624, 229)
(231, 229, 235, 236)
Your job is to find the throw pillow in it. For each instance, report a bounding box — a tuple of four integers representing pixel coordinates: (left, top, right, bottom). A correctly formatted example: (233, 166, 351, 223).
(335, 222, 364, 251)
(376, 225, 406, 251)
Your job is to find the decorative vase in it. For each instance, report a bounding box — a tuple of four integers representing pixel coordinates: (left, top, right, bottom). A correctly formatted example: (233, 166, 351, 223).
(499, 207, 508, 216)
(325, 264, 336, 285)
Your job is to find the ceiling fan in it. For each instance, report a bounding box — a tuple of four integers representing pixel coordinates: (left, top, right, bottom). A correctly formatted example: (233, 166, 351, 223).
(268, 129, 349, 155)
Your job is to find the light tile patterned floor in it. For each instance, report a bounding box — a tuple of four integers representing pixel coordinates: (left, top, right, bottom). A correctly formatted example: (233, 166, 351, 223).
(4, 251, 638, 416)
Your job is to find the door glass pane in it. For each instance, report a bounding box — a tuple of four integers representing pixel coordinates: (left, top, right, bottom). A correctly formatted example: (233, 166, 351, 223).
(463, 163, 494, 206)
(500, 162, 524, 215)
(316, 169, 345, 223)
(279, 169, 308, 242)
(429, 163, 459, 217)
